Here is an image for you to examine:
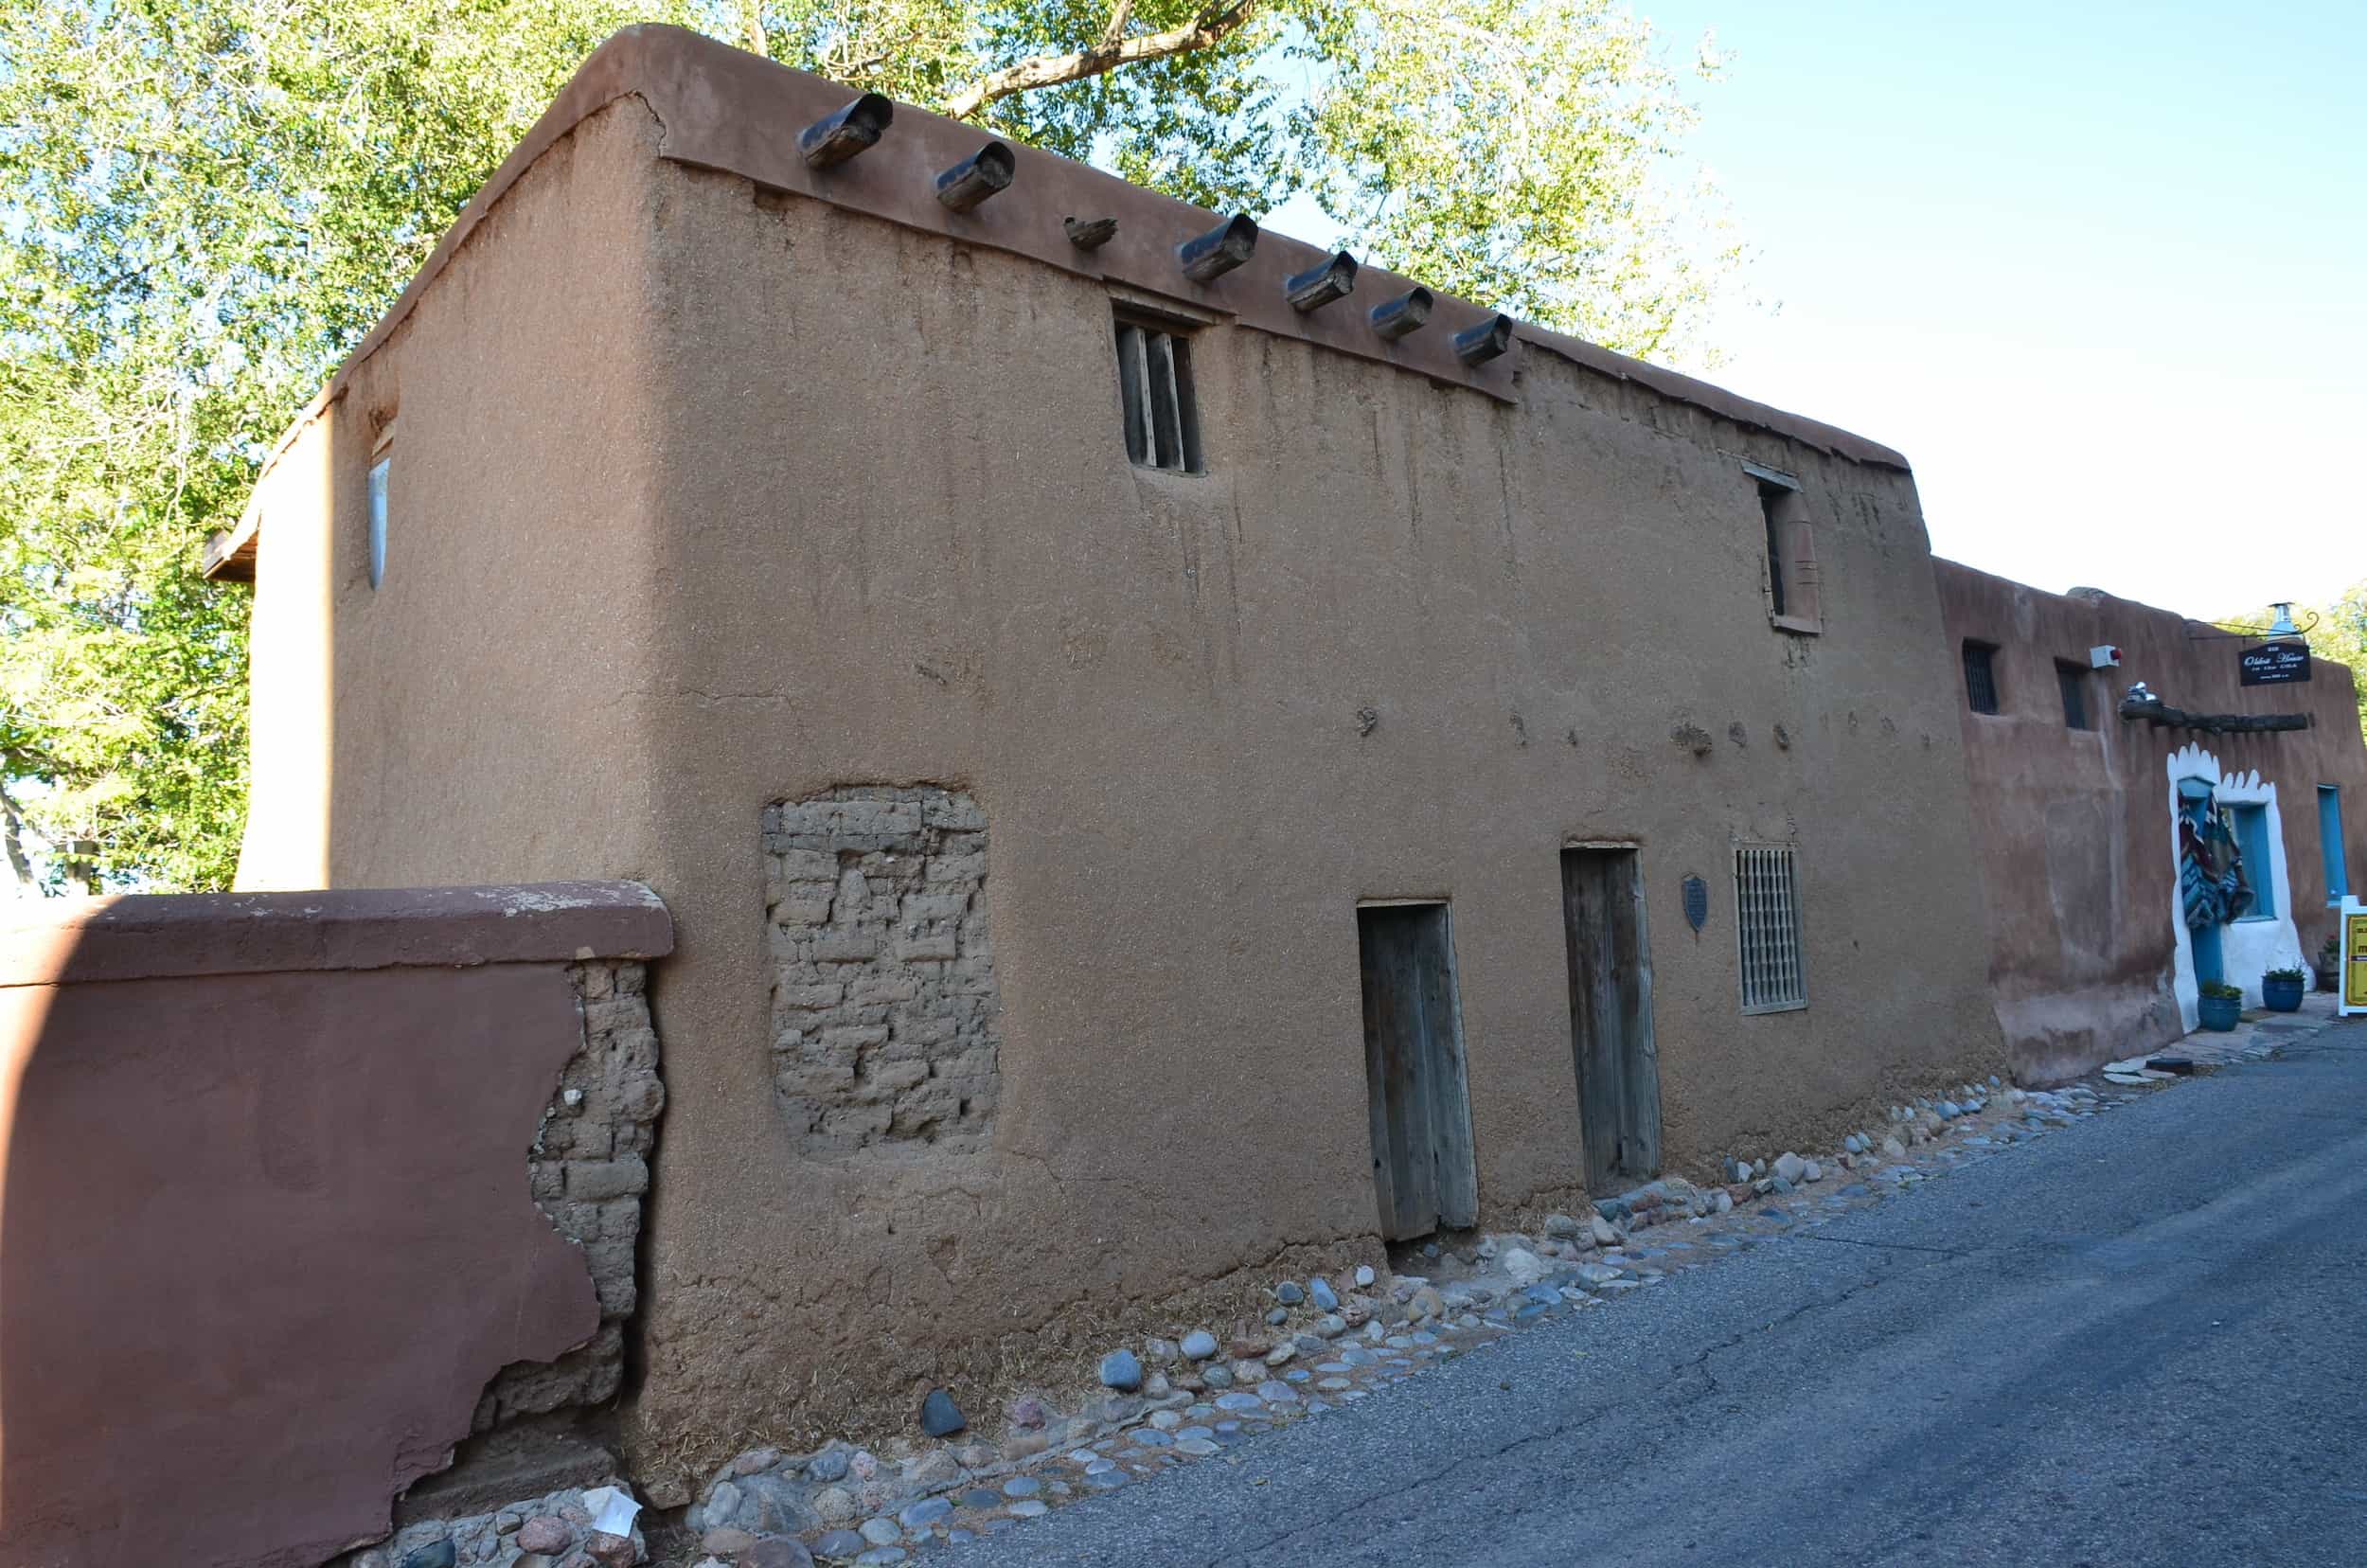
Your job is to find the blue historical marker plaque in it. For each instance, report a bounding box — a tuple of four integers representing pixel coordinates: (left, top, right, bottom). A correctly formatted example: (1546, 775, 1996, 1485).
(1682, 874, 1709, 933)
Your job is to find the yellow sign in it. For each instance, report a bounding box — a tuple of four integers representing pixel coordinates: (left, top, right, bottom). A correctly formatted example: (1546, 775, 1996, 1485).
(2348, 905, 2367, 1013)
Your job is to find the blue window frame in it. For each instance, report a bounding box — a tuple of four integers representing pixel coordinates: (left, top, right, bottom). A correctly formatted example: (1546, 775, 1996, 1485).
(2231, 802, 2275, 920)
(2323, 785, 2349, 902)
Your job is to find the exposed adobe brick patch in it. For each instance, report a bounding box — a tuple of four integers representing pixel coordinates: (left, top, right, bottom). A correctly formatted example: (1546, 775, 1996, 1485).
(764, 787, 1000, 1157)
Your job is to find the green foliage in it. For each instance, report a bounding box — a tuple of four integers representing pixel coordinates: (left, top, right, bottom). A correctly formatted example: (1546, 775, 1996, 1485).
(1, 0, 697, 890)
(3, 0, 1743, 889)
(2198, 980, 2244, 1001)
(1283, 0, 1738, 359)
(2317, 583, 2367, 743)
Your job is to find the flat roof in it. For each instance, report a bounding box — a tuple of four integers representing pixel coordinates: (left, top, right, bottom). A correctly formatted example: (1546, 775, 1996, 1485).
(207, 25, 1911, 579)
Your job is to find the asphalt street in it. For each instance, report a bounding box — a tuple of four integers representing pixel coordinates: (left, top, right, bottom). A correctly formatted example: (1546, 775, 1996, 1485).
(955, 1017, 2367, 1567)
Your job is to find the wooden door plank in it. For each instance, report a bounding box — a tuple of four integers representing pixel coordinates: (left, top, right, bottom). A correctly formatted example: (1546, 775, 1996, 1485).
(1359, 904, 1473, 1239)
(1358, 915, 1406, 1239)
(1616, 855, 1664, 1179)
(1418, 909, 1479, 1229)
(1564, 852, 1619, 1191)
(1359, 908, 1437, 1239)
(1389, 914, 1440, 1236)
(1592, 864, 1626, 1176)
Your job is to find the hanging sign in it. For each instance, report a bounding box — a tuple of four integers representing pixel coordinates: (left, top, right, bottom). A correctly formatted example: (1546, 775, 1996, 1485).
(2344, 899, 2367, 1016)
(2239, 640, 2311, 686)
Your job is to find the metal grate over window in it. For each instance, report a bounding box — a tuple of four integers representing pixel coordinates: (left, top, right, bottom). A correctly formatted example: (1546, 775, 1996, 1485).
(1963, 641, 2000, 715)
(1114, 315, 1202, 473)
(1735, 846, 1806, 1013)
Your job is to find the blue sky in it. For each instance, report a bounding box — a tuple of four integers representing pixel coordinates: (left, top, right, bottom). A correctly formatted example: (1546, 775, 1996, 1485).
(1264, 2, 2367, 621)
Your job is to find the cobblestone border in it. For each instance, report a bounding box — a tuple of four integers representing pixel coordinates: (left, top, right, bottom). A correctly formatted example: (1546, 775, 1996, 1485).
(354, 1482, 646, 1568)
(664, 1070, 2171, 1566)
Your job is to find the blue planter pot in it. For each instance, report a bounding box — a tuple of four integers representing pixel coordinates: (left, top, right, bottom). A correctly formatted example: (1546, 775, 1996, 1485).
(2262, 976, 2305, 1012)
(2197, 994, 2242, 1032)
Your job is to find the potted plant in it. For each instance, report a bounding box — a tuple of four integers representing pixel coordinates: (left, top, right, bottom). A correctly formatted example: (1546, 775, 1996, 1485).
(2197, 980, 2244, 1032)
(2318, 935, 2341, 992)
(2262, 965, 2307, 1013)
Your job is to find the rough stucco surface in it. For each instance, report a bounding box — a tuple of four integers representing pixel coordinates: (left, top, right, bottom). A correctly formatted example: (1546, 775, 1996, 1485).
(236, 51, 2006, 1481)
(234, 98, 667, 893)
(1935, 561, 2367, 1081)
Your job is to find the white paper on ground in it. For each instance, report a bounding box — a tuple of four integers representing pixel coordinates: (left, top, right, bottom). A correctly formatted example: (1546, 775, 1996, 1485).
(584, 1486, 640, 1538)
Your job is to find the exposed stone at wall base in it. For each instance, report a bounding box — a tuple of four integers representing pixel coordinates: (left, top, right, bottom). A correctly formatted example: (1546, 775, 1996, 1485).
(477, 961, 665, 1430)
(347, 1480, 645, 1568)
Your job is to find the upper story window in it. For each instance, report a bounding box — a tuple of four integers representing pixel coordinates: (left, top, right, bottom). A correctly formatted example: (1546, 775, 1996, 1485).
(1963, 641, 2000, 715)
(365, 441, 392, 591)
(2056, 660, 2091, 730)
(1114, 312, 1202, 473)
(1744, 461, 1821, 634)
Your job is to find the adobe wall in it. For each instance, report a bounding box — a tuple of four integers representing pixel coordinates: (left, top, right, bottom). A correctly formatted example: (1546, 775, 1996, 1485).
(0, 883, 670, 1568)
(1934, 561, 2367, 1079)
(251, 34, 2007, 1488)
(233, 90, 672, 893)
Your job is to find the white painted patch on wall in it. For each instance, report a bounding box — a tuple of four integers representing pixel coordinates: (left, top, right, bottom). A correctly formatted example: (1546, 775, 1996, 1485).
(2165, 742, 2305, 1028)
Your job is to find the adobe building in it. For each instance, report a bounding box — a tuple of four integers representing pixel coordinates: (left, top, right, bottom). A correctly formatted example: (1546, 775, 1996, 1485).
(1936, 563, 2367, 1081)
(208, 27, 2007, 1474)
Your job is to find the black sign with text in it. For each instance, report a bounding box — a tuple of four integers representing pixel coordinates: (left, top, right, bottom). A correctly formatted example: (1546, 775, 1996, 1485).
(2239, 639, 2311, 686)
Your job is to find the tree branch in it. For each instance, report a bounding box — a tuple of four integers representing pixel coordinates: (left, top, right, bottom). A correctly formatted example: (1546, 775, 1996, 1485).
(1100, 0, 1136, 47)
(740, 0, 768, 60)
(0, 783, 37, 892)
(942, 0, 1258, 119)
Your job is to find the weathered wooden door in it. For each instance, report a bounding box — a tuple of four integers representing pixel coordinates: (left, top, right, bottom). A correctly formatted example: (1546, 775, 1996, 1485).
(1562, 848, 1662, 1192)
(1358, 903, 1478, 1240)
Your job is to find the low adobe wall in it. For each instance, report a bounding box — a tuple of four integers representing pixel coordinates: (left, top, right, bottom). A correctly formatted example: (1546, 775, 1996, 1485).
(0, 882, 671, 1568)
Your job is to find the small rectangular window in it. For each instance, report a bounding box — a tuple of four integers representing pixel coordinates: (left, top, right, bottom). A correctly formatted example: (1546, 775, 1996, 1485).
(2056, 660, 2090, 729)
(1963, 641, 2000, 715)
(2319, 785, 2347, 902)
(1735, 845, 1806, 1013)
(366, 454, 391, 590)
(1113, 314, 1201, 473)
(1758, 483, 1789, 618)
(1745, 462, 1820, 634)
(2231, 802, 2275, 919)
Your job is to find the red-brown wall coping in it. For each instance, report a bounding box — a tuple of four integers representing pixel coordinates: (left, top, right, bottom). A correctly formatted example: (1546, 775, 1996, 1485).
(0, 880, 672, 989)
